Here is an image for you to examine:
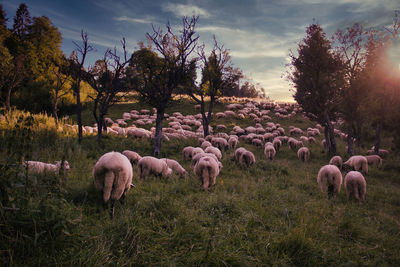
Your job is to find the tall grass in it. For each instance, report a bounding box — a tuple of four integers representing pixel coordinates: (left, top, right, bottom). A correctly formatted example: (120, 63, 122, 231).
(0, 101, 399, 266)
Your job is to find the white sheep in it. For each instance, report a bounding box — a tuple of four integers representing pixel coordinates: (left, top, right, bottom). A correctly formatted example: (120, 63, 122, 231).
(25, 160, 70, 175)
(138, 156, 172, 179)
(238, 150, 256, 167)
(161, 158, 188, 177)
(93, 152, 133, 217)
(204, 146, 222, 160)
(122, 150, 142, 166)
(329, 155, 343, 170)
(194, 156, 220, 190)
(182, 146, 195, 160)
(228, 135, 239, 149)
(211, 137, 229, 150)
(272, 138, 282, 152)
(297, 147, 310, 162)
(191, 152, 221, 169)
(191, 147, 205, 158)
(343, 155, 368, 174)
(365, 155, 382, 168)
(317, 165, 343, 197)
(344, 171, 366, 201)
(264, 142, 276, 160)
(200, 141, 212, 150)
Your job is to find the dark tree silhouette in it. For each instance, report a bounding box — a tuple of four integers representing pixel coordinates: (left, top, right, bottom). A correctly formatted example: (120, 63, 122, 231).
(86, 38, 130, 142)
(69, 31, 93, 143)
(129, 16, 199, 156)
(13, 3, 31, 38)
(288, 23, 345, 156)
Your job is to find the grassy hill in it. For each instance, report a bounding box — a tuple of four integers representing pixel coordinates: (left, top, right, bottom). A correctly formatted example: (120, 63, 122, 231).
(0, 99, 399, 266)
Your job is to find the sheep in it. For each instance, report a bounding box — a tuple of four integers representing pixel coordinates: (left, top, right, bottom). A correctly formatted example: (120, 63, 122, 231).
(122, 150, 142, 166)
(25, 160, 70, 175)
(264, 142, 276, 160)
(191, 152, 220, 169)
(252, 138, 263, 147)
(234, 147, 247, 161)
(365, 155, 382, 168)
(329, 155, 343, 170)
(160, 158, 188, 177)
(191, 147, 205, 158)
(238, 150, 256, 167)
(317, 165, 343, 197)
(93, 152, 133, 218)
(272, 138, 282, 152)
(211, 137, 229, 150)
(343, 155, 368, 174)
(288, 137, 303, 151)
(204, 146, 222, 160)
(297, 147, 310, 162)
(138, 156, 172, 179)
(366, 149, 389, 158)
(182, 146, 195, 160)
(228, 135, 239, 149)
(200, 141, 212, 150)
(194, 156, 220, 190)
(344, 171, 366, 201)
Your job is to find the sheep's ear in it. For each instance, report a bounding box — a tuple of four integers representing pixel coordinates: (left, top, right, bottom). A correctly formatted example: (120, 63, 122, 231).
(130, 183, 135, 188)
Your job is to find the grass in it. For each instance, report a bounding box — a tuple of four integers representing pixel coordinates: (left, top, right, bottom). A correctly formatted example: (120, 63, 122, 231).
(0, 100, 399, 266)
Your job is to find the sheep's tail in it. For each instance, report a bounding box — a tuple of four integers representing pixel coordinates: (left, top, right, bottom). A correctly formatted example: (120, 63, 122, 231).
(103, 170, 115, 203)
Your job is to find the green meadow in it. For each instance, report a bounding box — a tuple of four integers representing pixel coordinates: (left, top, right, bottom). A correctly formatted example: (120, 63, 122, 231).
(1, 99, 399, 266)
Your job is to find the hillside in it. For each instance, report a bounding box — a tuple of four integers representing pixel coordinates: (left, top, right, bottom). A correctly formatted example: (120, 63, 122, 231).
(1, 99, 399, 266)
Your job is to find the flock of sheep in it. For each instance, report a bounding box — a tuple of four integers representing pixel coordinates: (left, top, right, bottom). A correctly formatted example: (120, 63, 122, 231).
(25, 98, 389, 217)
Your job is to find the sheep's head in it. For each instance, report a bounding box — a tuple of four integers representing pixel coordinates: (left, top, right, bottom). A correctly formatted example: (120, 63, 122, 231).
(56, 160, 70, 171)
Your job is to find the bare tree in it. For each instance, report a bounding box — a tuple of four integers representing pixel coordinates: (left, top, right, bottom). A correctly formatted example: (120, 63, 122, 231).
(185, 37, 231, 137)
(86, 38, 130, 142)
(51, 59, 70, 122)
(69, 31, 93, 143)
(129, 16, 199, 156)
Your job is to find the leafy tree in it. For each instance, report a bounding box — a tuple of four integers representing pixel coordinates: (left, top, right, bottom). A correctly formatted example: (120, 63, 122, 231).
(86, 39, 130, 142)
(333, 23, 368, 155)
(185, 37, 232, 137)
(13, 3, 31, 38)
(0, 4, 7, 30)
(220, 66, 243, 97)
(288, 23, 345, 155)
(129, 17, 199, 156)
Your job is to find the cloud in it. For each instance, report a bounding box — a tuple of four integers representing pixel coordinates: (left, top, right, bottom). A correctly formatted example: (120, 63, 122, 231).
(162, 3, 211, 18)
(114, 16, 153, 24)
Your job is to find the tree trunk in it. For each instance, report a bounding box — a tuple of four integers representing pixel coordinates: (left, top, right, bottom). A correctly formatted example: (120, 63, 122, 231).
(6, 87, 12, 111)
(153, 107, 164, 157)
(76, 89, 83, 143)
(53, 95, 59, 123)
(346, 125, 354, 155)
(97, 113, 104, 143)
(324, 113, 336, 155)
(374, 121, 382, 155)
(200, 100, 210, 137)
(324, 125, 331, 154)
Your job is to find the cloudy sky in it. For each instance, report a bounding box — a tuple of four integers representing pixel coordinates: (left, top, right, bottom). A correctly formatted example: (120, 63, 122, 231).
(2, 0, 399, 101)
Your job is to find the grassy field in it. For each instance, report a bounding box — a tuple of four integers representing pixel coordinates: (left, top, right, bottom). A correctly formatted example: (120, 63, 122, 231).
(1, 100, 399, 266)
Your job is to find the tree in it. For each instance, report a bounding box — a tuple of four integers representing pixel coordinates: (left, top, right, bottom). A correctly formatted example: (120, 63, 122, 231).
(51, 57, 70, 121)
(288, 23, 345, 155)
(69, 31, 93, 143)
(333, 23, 368, 155)
(184, 37, 231, 137)
(0, 4, 7, 30)
(220, 66, 243, 97)
(13, 3, 31, 38)
(129, 16, 199, 156)
(86, 39, 130, 142)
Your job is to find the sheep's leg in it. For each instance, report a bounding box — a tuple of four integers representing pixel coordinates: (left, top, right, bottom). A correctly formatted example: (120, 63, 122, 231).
(110, 199, 115, 218)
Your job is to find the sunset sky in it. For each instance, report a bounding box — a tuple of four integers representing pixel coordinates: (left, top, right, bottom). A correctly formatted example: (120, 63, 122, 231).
(2, 0, 399, 101)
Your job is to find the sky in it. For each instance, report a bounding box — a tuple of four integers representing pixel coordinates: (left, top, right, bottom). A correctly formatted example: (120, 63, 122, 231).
(2, 0, 399, 101)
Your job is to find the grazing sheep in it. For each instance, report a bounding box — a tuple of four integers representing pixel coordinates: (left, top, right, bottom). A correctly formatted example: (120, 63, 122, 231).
(329, 155, 343, 170)
(191, 147, 205, 158)
(25, 160, 70, 175)
(297, 147, 310, 162)
(161, 158, 188, 177)
(272, 138, 282, 152)
(344, 171, 366, 201)
(211, 137, 229, 150)
(288, 137, 303, 151)
(93, 152, 133, 218)
(234, 147, 247, 161)
(343, 155, 368, 174)
(264, 142, 276, 160)
(200, 141, 212, 150)
(365, 155, 382, 168)
(191, 152, 220, 169)
(194, 156, 220, 190)
(138, 156, 172, 179)
(228, 135, 239, 149)
(317, 165, 343, 197)
(122, 150, 142, 166)
(204, 146, 222, 160)
(238, 150, 256, 167)
(366, 149, 389, 158)
(182, 146, 195, 160)
(252, 138, 263, 147)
